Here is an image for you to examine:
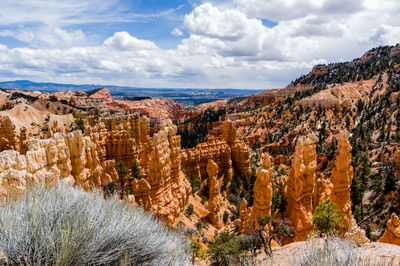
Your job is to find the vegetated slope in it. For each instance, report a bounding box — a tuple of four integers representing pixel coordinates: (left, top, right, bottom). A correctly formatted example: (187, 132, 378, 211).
(236, 44, 400, 240)
(177, 45, 400, 242)
(246, 44, 400, 106)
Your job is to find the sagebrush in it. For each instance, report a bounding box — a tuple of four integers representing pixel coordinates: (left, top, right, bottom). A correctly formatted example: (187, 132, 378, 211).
(0, 183, 190, 265)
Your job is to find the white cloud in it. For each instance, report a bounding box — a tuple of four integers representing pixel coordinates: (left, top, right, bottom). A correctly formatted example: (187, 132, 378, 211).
(10, 27, 87, 48)
(171, 28, 184, 36)
(103, 32, 158, 51)
(0, 1, 399, 89)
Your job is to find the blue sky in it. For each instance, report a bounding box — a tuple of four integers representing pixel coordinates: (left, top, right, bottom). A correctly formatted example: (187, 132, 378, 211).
(0, 0, 399, 89)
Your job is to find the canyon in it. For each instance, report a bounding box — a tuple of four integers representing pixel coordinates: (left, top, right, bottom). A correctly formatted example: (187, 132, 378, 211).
(0, 45, 399, 263)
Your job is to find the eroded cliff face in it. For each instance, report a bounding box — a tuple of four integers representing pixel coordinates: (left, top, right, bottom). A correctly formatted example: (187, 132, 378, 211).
(286, 135, 317, 241)
(181, 137, 232, 182)
(379, 213, 400, 246)
(331, 131, 354, 232)
(0, 116, 190, 227)
(0, 131, 119, 203)
(135, 119, 191, 225)
(181, 112, 250, 187)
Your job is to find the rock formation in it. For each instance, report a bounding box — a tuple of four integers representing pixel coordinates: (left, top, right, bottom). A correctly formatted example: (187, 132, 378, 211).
(207, 159, 222, 229)
(222, 112, 236, 146)
(345, 217, 370, 246)
(0, 131, 97, 203)
(239, 198, 250, 233)
(248, 153, 273, 230)
(396, 150, 400, 178)
(379, 213, 400, 246)
(181, 137, 232, 182)
(181, 112, 250, 186)
(330, 131, 354, 232)
(0, 116, 19, 152)
(286, 135, 317, 241)
(88, 87, 112, 101)
(313, 177, 333, 207)
(136, 119, 191, 225)
(222, 112, 251, 177)
(0, 115, 190, 226)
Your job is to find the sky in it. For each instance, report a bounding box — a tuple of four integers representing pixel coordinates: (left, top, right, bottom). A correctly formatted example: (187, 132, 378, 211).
(0, 0, 399, 89)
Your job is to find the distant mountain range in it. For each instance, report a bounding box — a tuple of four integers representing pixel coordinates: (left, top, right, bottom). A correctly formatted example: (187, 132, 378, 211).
(0, 80, 262, 107)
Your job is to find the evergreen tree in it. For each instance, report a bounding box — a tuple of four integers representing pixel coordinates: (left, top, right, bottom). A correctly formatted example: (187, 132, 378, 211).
(312, 200, 344, 236)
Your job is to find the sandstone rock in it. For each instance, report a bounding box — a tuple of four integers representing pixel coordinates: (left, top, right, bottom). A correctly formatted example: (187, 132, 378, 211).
(132, 178, 152, 211)
(182, 113, 250, 183)
(0, 116, 19, 152)
(313, 177, 333, 207)
(89, 87, 112, 101)
(239, 198, 250, 233)
(231, 141, 251, 177)
(135, 119, 190, 226)
(331, 131, 354, 233)
(207, 159, 222, 229)
(248, 153, 273, 230)
(222, 112, 236, 146)
(379, 213, 400, 246)
(286, 135, 317, 241)
(345, 217, 370, 246)
(181, 137, 232, 182)
(396, 150, 400, 178)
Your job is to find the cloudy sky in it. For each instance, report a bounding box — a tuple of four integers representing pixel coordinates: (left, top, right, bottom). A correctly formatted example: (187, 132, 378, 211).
(0, 0, 399, 89)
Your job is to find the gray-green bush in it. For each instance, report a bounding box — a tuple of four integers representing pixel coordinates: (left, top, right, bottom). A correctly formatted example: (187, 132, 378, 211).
(289, 237, 394, 266)
(0, 183, 190, 265)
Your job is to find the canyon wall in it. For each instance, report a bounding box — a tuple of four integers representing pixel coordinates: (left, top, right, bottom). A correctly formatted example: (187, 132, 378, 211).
(181, 112, 250, 186)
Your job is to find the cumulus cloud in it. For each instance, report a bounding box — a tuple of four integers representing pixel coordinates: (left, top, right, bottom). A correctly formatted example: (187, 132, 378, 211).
(104, 32, 158, 51)
(171, 28, 184, 36)
(0, 0, 399, 89)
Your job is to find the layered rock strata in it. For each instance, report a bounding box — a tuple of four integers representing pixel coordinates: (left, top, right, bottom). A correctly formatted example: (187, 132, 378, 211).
(181, 112, 250, 186)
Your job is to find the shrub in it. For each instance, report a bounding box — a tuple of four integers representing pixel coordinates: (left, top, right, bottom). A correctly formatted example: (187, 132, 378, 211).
(207, 232, 244, 265)
(131, 158, 142, 180)
(191, 239, 207, 260)
(289, 237, 394, 266)
(0, 183, 190, 265)
(71, 118, 85, 133)
(187, 174, 201, 194)
(312, 200, 343, 236)
(186, 203, 194, 216)
(223, 210, 229, 223)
